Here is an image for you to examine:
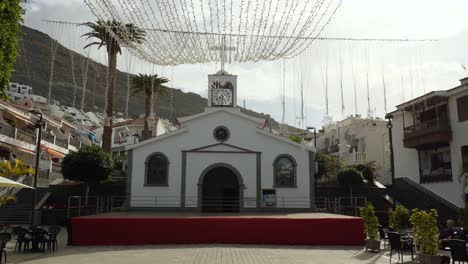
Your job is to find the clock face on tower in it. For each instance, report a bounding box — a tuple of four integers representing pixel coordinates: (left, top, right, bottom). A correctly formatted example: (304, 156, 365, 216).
(210, 81, 233, 106)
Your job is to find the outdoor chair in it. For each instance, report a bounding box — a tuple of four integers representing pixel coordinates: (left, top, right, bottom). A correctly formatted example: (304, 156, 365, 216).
(46, 226, 61, 252)
(29, 227, 49, 252)
(388, 232, 414, 263)
(379, 225, 389, 248)
(0, 233, 12, 264)
(12, 227, 30, 252)
(449, 239, 467, 263)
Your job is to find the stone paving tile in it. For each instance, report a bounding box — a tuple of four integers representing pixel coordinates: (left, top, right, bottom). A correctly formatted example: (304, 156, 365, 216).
(13, 244, 416, 264)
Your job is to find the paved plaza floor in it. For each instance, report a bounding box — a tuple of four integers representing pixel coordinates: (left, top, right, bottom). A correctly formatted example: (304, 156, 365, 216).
(9, 244, 416, 264)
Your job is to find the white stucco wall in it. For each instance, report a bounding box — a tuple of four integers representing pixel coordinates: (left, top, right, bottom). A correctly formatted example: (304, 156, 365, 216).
(129, 108, 312, 209)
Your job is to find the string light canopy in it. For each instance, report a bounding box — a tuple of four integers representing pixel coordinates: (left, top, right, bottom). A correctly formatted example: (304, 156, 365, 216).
(83, 0, 343, 66)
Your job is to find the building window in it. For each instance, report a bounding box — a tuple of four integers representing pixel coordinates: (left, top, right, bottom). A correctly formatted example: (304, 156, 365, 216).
(462, 146, 468, 173)
(419, 147, 452, 183)
(145, 153, 169, 186)
(274, 155, 297, 188)
(457, 95, 468, 122)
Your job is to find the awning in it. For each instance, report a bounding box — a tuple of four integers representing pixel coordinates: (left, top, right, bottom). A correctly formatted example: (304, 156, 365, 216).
(0, 176, 34, 189)
(42, 146, 66, 159)
(0, 142, 36, 155)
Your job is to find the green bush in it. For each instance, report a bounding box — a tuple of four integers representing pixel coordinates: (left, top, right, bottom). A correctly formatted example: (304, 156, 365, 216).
(410, 209, 439, 256)
(315, 152, 343, 183)
(288, 135, 303, 144)
(62, 145, 114, 187)
(388, 205, 410, 230)
(360, 203, 379, 240)
(337, 168, 364, 186)
(352, 162, 376, 183)
(0, 0, 24, 99)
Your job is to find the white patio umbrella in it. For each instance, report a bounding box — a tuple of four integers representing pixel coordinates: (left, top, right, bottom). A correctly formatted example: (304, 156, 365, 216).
(0, 176, 34, 189)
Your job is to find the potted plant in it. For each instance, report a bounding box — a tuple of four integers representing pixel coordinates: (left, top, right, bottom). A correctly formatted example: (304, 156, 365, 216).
(0, 195, 17, 207)
(388, 205, 410, 231)
(360, 202, 380, 251)
(410, 209, 441, 264)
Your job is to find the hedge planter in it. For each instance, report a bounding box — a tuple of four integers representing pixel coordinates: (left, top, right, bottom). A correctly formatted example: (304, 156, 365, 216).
(417, 253, 443, 264)
(365, 239, 381, 252)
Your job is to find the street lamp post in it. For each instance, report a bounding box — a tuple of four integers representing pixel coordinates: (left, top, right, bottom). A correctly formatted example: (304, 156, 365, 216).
(29, 109, 43, 226)
(306, 127, 317, 148)
(385, 114, 396, 208)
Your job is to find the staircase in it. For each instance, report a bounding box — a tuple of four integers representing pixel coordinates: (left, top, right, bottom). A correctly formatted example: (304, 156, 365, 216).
(394, 177, 460, 221)
(0, 188, 48, 225)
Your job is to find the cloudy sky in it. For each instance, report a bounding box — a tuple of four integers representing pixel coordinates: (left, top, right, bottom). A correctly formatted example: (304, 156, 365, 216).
(22, 0, 468, 128)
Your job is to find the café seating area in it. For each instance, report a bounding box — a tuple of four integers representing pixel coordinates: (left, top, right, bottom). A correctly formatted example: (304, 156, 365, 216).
(0, 224, 61, 264)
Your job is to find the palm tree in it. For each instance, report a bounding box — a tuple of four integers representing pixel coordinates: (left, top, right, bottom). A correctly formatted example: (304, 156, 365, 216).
(81, 20, 145, 151)
(130, 74, 169, 140)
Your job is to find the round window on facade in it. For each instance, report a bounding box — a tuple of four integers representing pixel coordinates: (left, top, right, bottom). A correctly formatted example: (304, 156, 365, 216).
(213, 126, 230, 142)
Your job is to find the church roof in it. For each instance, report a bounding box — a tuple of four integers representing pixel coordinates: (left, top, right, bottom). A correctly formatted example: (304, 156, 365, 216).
(124, 126, 189, 151)
(256, 128, 316, 152)
(177, 108, 264, 125)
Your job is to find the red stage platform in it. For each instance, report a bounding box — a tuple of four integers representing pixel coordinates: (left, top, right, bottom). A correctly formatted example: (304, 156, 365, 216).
(71, 212, 364, 246)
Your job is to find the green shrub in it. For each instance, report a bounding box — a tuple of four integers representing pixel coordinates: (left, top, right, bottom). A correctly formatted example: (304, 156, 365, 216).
(337, 168, 364, 186)
(62, 145, 114, 187)
(410, 209, 439, 256)
(288, 135, 303, 144)
(360, 203, 379, 240)
(315, 152, 343, 183)
(352, 162, 376, 183)
(388, 205, 410, 230)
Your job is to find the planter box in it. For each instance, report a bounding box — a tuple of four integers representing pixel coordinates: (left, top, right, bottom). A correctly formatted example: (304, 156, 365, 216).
(365, 239, 381, 252)
(417, 253, 444, 264)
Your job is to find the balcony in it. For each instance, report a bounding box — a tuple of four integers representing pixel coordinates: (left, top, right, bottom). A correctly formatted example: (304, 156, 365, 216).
(0, 123, 15, 138)
(69, 137, 81, 148)
(403, 119, 452, 149)
(320, 144, 340, 154)
(16, 130, 36, 145)
(55, 138, 69, 149)
(41, 131, 55, 144)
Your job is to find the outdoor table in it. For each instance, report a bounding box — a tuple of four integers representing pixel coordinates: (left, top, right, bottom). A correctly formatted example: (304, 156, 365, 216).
(27, 228, 48, 253)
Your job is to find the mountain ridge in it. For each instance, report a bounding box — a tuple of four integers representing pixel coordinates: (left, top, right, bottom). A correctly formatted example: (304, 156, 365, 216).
(11, 26, 301, 133)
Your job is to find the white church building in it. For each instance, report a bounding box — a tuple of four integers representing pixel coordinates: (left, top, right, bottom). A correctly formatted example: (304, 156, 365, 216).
(124, 70, 316, 212)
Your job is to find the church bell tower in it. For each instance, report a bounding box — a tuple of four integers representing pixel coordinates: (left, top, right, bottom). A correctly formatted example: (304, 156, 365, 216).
(208, 70, 237, 107)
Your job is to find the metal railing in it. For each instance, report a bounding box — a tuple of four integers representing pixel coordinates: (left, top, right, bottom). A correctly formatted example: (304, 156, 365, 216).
(65, 195, 367, 217)
(404, 119, 450, 134)
(16, 130, 36, 145)
(396, 177, 458, 212)
(354, 152, 366, 161)
(0, 123, 15, 138)
(55, 138, 68, 149)
(69, 137, 81, 148)
(41, 131, 55, 144)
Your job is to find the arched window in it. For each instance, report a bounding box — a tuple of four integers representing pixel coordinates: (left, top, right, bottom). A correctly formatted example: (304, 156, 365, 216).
(145, 153, 169, 186)
(274, 155, 297, 187)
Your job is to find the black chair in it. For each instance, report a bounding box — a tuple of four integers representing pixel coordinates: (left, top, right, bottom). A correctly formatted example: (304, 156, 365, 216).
(388, 232, 414, 263)
(0, 233, 12, 264)
(0, 225, 4, 233)
(450, 239, 467, 263)
(29, 227, 49, 252)
(12, 227, 30, 252)
(46, 226, 61, 252)
(379, 225, 389, 248)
